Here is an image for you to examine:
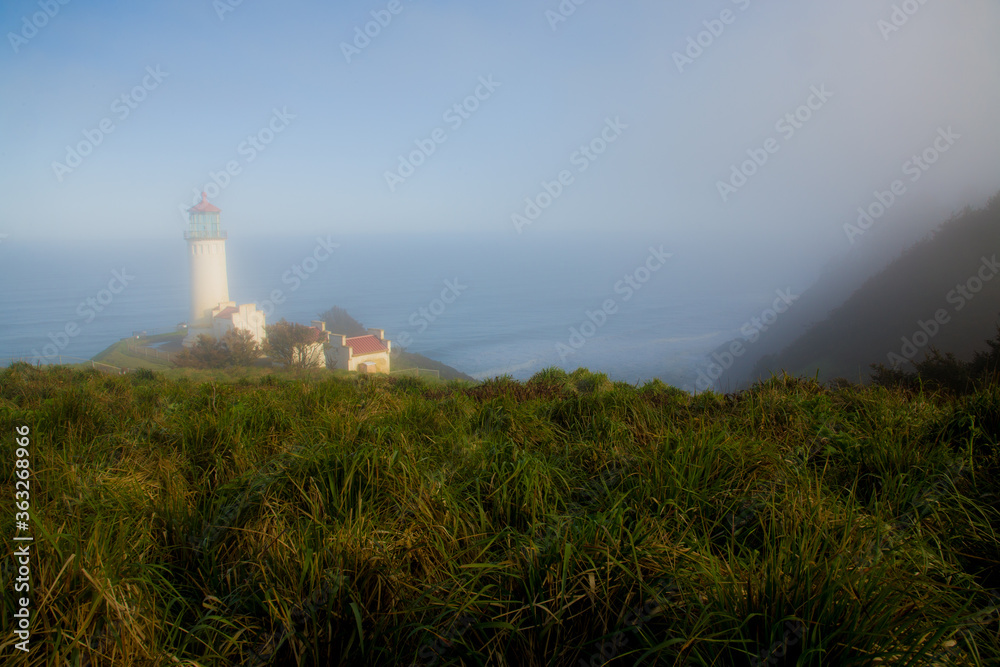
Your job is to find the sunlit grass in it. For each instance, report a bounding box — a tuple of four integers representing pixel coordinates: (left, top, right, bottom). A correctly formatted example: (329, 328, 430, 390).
(1, 363, 998, 665)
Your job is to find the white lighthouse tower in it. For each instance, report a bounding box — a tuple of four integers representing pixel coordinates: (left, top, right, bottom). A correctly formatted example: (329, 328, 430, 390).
(183, 192, 230, 347)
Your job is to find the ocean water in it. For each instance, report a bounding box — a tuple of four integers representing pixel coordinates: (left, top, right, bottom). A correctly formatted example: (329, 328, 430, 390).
(0, 232, 811, 387)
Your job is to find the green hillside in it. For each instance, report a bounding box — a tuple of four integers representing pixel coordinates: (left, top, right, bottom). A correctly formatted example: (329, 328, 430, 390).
(390, 348, 476, 382)
(746, 192, 1000, 386)
(89, 328, 476, 383)
(2, 364, 999, 664)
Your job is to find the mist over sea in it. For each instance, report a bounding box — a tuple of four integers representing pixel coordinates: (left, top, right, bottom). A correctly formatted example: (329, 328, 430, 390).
(0, 231, 824, 388)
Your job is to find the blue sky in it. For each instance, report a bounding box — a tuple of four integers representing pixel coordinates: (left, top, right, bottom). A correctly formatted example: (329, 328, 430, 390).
(2, 0, 999, 267)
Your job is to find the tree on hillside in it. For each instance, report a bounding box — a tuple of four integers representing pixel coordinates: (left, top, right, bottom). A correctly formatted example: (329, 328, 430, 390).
(318, 306, 367, 337)
(222, 329, 262, 367)
(265, 320, 323, 369)
(173, 334, 230, 369)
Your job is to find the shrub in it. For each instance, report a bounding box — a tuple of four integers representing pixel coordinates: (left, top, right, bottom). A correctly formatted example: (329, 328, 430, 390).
(222, 329, 263, 367)
(173, 334, 231, 369)
(265, 320, 324, 369)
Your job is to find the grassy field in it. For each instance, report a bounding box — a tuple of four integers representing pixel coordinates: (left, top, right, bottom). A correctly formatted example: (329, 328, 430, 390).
(90, 338, 176, 373)
(1, 364, 999, 665)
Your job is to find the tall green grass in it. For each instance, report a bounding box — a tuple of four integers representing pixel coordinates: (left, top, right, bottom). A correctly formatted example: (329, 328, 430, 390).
(1, 363, 998, 665)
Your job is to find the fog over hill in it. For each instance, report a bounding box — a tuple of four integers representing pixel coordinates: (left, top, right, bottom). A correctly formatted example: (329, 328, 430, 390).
(715, 192, 1000, 390)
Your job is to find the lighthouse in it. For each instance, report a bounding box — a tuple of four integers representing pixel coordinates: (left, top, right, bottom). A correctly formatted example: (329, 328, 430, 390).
(183, 192, 230, 347)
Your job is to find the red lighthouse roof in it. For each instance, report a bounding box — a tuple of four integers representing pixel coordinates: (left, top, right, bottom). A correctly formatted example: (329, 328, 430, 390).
(189, 192, 221, 213)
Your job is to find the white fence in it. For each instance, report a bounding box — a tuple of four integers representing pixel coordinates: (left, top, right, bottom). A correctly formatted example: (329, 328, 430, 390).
(124, 341, 175, 363)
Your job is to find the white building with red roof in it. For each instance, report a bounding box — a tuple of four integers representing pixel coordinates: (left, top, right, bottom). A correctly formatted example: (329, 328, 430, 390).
(326, 328, 392, 373)
(211, 302, 267, 345)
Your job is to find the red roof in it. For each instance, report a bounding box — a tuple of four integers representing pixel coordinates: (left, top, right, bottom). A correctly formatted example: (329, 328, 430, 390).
(345, 334, 387, 356)
(189, 192, 221, 213)
(213, 306, 238, 319)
